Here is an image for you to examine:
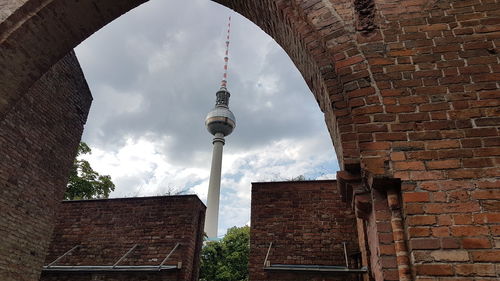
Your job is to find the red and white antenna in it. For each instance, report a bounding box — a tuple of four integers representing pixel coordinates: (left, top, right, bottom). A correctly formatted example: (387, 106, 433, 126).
(220, 16, 231, 89)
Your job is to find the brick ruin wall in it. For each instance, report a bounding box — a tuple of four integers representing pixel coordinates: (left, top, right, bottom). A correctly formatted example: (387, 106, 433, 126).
(0, 0, 499, 280)
(0, 52, 92, 281)
(250, 181, 359, 281)
(226, 1, 499, 280)
(39, 196, 206, 281)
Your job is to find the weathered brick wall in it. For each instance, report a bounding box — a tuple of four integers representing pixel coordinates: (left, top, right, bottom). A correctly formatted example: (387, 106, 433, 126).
(1, 0, 499, 280)
(225, 1, 500, 280)
(40, 196, 206, 281)
(331, 1, 499, 280)
(249, 180, 360, 281)
(0, 52, 92, 281)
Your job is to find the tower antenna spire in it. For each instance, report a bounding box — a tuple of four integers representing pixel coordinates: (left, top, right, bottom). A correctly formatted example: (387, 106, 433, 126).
(220, 16, 231, 90)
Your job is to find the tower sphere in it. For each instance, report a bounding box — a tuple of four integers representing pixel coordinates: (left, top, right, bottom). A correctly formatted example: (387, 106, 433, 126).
(205, 89, 236, 137)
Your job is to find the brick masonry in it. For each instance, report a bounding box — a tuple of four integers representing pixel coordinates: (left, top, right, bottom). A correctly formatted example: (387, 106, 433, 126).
(0, 52, 92, 281)
(250, 180, 359, 281)
(0, 0, 499, 280)
(39, 196, 206, 281)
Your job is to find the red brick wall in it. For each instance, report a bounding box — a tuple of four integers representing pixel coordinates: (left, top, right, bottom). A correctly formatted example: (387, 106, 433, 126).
(227, 1, 500, 280)
(249, 180, 360, 281)
(0, 52, 92, 281)
(1, 1, 499, 280)
(39, 196, 206, 281)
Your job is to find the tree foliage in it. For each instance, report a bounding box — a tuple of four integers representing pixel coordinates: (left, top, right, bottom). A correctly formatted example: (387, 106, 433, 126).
(65, 142, 115, 200)
(200, 225, 250, 281)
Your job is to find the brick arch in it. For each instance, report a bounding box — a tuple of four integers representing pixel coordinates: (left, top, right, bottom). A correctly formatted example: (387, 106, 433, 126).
(0, 0, 350, 161)
(0, 1, 354, 280)
(1, 1, 500, 281)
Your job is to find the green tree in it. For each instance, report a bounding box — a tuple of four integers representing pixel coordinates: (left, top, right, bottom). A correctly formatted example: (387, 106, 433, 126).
(200, 225, 250, 281)
(65, 142, 115, 200)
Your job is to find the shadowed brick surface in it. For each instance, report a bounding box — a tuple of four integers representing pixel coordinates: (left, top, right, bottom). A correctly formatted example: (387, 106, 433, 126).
(250, 180, 359, 281)
(39, 196, 206, 281)
(0, 52, 92, 281)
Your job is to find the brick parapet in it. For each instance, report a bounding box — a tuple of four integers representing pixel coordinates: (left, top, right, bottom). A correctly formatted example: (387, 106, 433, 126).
(249, 180, 360, 281)
(40, 195, 206, 281)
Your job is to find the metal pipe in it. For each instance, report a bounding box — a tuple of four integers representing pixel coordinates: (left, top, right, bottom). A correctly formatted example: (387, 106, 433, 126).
(42, 265, 178, 272)
(343, 242, 349, 268)
(263, 242, 273, 267)
(113, 244, 138, 268)
(47, 245, 79, 268)
(265, 264, 367, 273)
(159, 243, 180, 270)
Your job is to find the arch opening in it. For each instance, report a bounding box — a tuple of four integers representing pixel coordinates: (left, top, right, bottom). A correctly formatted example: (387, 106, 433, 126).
(73, 0, 339, 235)
(0, 0, 349, 280)
(4, 1, 497, 281)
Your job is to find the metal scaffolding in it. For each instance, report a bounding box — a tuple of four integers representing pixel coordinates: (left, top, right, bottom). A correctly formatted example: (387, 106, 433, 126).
(262, 242, 367, 274)
(43, 243, 182, 273)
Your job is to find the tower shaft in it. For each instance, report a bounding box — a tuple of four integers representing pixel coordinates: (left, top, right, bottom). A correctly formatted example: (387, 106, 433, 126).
(205, 132, 225, 238)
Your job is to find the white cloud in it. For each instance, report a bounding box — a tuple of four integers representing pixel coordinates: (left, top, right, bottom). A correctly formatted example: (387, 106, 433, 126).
(82, 137, 209, 197)
(81, 132, 337, 235)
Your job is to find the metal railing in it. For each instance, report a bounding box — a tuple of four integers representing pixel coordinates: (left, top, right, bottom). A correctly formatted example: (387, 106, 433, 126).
(43, 243, 182, 272)
(262, 241, 367, 274)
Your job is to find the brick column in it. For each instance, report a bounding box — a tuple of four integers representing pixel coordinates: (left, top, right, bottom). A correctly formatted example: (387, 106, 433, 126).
(386, 189, 411, 281)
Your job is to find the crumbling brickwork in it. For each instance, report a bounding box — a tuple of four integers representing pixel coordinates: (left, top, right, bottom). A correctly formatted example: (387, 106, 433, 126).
(40, 196, 206, 281)
(0, 0, 499, 280)
(250, 180, 359, 281)
(0, 52, 92, 281)
(230, 1, 500, 280)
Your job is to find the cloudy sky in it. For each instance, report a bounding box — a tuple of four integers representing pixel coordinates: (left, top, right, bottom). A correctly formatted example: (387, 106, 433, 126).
(75, 0, 339, 237)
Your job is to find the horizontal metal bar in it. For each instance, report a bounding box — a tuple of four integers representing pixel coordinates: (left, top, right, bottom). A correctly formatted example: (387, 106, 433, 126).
(264, 264, 368, 273)
(42, 265, 179, 272)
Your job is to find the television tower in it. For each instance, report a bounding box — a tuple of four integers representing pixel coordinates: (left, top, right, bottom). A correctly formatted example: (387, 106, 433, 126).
(204, 16, 236, 239)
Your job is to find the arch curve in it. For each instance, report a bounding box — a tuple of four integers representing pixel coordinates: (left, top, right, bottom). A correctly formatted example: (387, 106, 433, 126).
(2, 1, 499, 281)
(0, 1, 334, 124)
(0, 1, 352, 279)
